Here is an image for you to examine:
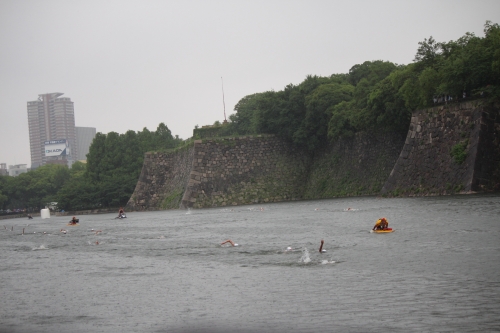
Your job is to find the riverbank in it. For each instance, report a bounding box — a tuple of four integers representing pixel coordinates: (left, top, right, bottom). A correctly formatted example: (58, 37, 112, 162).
(0, 207, 122, 221)
(0, 213, 40, 221)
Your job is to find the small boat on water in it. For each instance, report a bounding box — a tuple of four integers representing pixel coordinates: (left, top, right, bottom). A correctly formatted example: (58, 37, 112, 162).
(371, 228, 394, 233)
(68, 218, 79, 226)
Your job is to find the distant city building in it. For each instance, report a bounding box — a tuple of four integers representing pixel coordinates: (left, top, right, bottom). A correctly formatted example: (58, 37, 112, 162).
(8, 164, 28, 177)
(0, 163, 8, 176)
(27, 93, 77, 168)
(75, 127, 96, 161)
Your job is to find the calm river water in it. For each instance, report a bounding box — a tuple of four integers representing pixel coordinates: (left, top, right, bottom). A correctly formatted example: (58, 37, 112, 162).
(1, 194, 499, 333)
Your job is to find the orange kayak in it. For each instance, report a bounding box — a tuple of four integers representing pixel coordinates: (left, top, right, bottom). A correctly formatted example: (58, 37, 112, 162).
(372, 228, 394, 233)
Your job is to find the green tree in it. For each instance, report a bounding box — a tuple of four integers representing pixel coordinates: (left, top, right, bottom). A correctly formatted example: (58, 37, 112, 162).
(229, 93, 264, 135)
(154, 123, 175, 150)
(300, 83, 354, 149)
(348, 60, 398, 87)
(327, 101, 357, 141)
(86, 132, 107, 182)
(0, 175, 9, 209)
(0, 190, 7, 209)
(413, 36, 441, 69)
(82, 123, 182, 209)
(2, 164, 70, 210)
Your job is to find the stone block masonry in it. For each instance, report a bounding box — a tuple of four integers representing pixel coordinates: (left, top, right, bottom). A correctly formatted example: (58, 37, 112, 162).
(180, 135, 311, 208)
(382, 101, 500, 196)
(127, 101, 500, 210)
(127, 144, 195, 210)
(127, 132, 405, 210)
(304, 132, 406, 198)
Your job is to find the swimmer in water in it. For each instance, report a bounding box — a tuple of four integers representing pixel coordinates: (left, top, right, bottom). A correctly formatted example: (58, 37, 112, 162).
(319, 239, 326, 253)
(285, 246, 293, 252)
(60, 229, 67, 234)
(221, 239, 238, 247)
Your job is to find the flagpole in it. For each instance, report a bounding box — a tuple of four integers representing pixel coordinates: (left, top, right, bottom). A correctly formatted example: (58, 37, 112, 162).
(221, 77, 227, 122)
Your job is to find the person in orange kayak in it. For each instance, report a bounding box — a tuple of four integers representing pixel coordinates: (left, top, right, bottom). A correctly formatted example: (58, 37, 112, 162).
(373, 217, 389, 230)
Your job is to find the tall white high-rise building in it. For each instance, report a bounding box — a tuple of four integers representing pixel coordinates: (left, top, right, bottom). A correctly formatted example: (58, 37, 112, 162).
(27, 93, 77, 168)
(75, 127, 96, 161)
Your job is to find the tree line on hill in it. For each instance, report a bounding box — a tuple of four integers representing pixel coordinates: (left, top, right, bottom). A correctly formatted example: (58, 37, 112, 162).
(1, 21, 498, 212)
(206, 21, 499, 150)
(0, 123, 182, 212)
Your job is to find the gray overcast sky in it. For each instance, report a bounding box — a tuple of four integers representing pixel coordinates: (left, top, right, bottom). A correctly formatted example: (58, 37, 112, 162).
(1, 0, 499, 167)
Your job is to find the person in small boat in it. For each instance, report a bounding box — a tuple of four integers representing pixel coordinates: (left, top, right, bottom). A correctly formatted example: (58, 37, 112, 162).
(117, 207, 125, 218)
(373, 217, 389, 230)
(221, 239, 238, 247)
(69, 216, 79, 225)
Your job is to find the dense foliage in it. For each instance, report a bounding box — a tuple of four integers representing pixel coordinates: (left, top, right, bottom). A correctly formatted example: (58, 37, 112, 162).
(221, 21, 500, 148)
(0, 164, 70, 212)
(0, 123, 182, 212)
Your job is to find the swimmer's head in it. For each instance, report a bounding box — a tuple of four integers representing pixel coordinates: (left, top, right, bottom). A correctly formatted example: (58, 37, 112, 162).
(234, 244, 239, 247)
(286, 247, 292, 250)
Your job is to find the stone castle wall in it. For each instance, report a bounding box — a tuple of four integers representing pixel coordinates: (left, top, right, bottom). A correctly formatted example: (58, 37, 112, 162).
(127, 101, 499, 210)
(127, 144, 194, 210)
(304, 132, 406, 198)
(381, 101, 500, 195)
(180, 135, 311, 208)
(127, 132, 405, 210)
(472, 105, 500, 191)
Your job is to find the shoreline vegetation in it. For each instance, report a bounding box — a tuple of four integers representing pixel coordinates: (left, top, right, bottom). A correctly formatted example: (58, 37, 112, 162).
(1, 21, 499, 213)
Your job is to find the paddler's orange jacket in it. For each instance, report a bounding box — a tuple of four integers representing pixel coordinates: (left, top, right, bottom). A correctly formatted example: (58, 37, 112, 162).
(373, 218, 388, 229)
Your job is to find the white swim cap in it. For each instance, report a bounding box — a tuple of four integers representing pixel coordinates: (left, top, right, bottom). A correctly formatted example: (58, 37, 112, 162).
(287, 247, 292, 250)
(234, 244, 239, 246)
